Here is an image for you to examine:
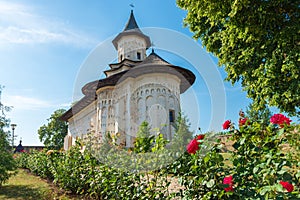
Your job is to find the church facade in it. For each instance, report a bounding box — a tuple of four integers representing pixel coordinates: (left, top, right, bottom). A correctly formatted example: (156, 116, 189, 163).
(61, 11, 195, 150)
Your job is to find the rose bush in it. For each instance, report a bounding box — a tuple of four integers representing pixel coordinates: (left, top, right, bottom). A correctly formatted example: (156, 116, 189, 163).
(15, 113, 300, 199)
(172, 113, 299, 199)
(222, 113, 299, 199)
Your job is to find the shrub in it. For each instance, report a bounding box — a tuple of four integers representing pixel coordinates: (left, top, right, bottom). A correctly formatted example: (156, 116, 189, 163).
(224, 114, 300, 199)
(0, 86, 16, 185)
(18, 113, 300, 199)
(0, 131, 16, 185)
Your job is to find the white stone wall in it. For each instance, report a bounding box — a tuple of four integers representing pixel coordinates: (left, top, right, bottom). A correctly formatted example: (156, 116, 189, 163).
(96, 88, 115, 140)
(68, 72, 181, 148)
(117, 35, 147, 61)
(114, 73, 181, 146)
(68, 102, 97, 138)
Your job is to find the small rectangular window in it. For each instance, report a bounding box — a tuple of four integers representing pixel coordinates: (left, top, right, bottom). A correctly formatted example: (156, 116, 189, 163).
(137, 52, 141, 60)
(169, 110, 175, 123)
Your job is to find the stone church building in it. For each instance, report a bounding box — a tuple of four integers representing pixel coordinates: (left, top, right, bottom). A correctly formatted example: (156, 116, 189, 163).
(61, 11, 195, 150)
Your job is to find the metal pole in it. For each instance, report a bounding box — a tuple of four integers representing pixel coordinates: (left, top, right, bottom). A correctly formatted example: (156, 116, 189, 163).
(11, 124, 17, 149)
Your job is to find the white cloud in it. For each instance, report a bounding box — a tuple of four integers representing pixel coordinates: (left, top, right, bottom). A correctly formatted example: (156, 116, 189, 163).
(0, 1, 98, 48)
(2, 95, 69, 111)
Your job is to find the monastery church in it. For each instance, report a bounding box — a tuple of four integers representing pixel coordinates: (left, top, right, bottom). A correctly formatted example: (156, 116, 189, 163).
(61, 11, 195, 150)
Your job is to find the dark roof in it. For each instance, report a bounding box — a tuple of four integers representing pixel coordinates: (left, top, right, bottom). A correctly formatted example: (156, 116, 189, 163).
(60, 52, 196, 121)
(61, 71, 128, 121)
(124, 10, 140, 31)
(109, 58, 141, 69)
(104, 59, 143, 77)
(140, 50, 170, 65)
(14, 140, 24, 153)
(118, 52, 196, 93)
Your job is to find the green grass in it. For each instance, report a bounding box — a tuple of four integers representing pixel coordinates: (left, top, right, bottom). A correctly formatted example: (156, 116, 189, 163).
(0, 169, 75, 200)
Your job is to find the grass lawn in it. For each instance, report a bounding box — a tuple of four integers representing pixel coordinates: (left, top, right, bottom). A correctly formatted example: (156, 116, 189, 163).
(0, 169, 76, 200)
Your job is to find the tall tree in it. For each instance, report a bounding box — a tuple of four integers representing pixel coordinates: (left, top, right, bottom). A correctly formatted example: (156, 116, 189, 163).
(0, 86, 16, 185)
(38, 109, 68, 150)
(245, 102, 272, 128)
(177, 0, 300, 116)
(169, 113, 193, 152)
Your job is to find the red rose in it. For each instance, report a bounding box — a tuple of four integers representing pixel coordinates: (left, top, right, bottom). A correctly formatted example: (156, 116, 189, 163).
(222, 120, 231, 130)
(239, 118, 248, 126)
(186, 139, 199, 154)
(223, 175, 234, 192)
(270, 114, 291, 126)
(197, 134, 205, 140)
(280, 181, 294, 192)
(186, 135, 205, 154)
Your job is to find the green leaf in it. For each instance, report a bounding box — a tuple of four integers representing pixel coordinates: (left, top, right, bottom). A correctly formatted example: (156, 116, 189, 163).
(277, 128, 285, 136)
(274, 183, 284, 192)
(253, 166, 259, 174)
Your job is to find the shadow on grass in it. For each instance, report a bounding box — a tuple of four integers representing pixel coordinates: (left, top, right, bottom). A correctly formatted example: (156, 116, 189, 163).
(0, 184, 48, 200)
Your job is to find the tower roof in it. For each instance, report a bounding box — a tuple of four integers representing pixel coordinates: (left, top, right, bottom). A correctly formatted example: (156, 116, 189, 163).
(124, 10, 140, 31)
(112, 11, 151, 50)
(140, 49, 170, 65)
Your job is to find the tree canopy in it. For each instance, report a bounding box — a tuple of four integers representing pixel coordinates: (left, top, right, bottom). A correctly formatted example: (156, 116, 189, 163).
(177, 0, 300, 116)
(38, 109, 68, 150)
(0, 86, 16, 185)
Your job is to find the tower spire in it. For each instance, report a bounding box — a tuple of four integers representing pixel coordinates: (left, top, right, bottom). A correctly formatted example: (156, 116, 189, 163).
(123, 10, 139, 31)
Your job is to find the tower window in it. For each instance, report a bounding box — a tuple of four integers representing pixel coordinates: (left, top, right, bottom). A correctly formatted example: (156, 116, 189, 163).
(120, 54, 123, 61)
(137, 52, 141, 60)
(169, 110, 175, 123)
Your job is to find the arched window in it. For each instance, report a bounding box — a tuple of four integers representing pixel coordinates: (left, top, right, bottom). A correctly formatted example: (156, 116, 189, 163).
(101, 107, 107, 131)
(137, 52, 141, 60)
(169, 109, 175, 123)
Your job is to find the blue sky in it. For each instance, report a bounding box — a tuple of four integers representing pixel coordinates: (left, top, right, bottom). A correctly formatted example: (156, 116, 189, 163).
(0, 0, 254, 146)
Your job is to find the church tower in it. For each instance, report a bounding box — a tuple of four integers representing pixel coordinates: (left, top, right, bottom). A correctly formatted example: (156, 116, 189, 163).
(112, 10, 151, 62)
